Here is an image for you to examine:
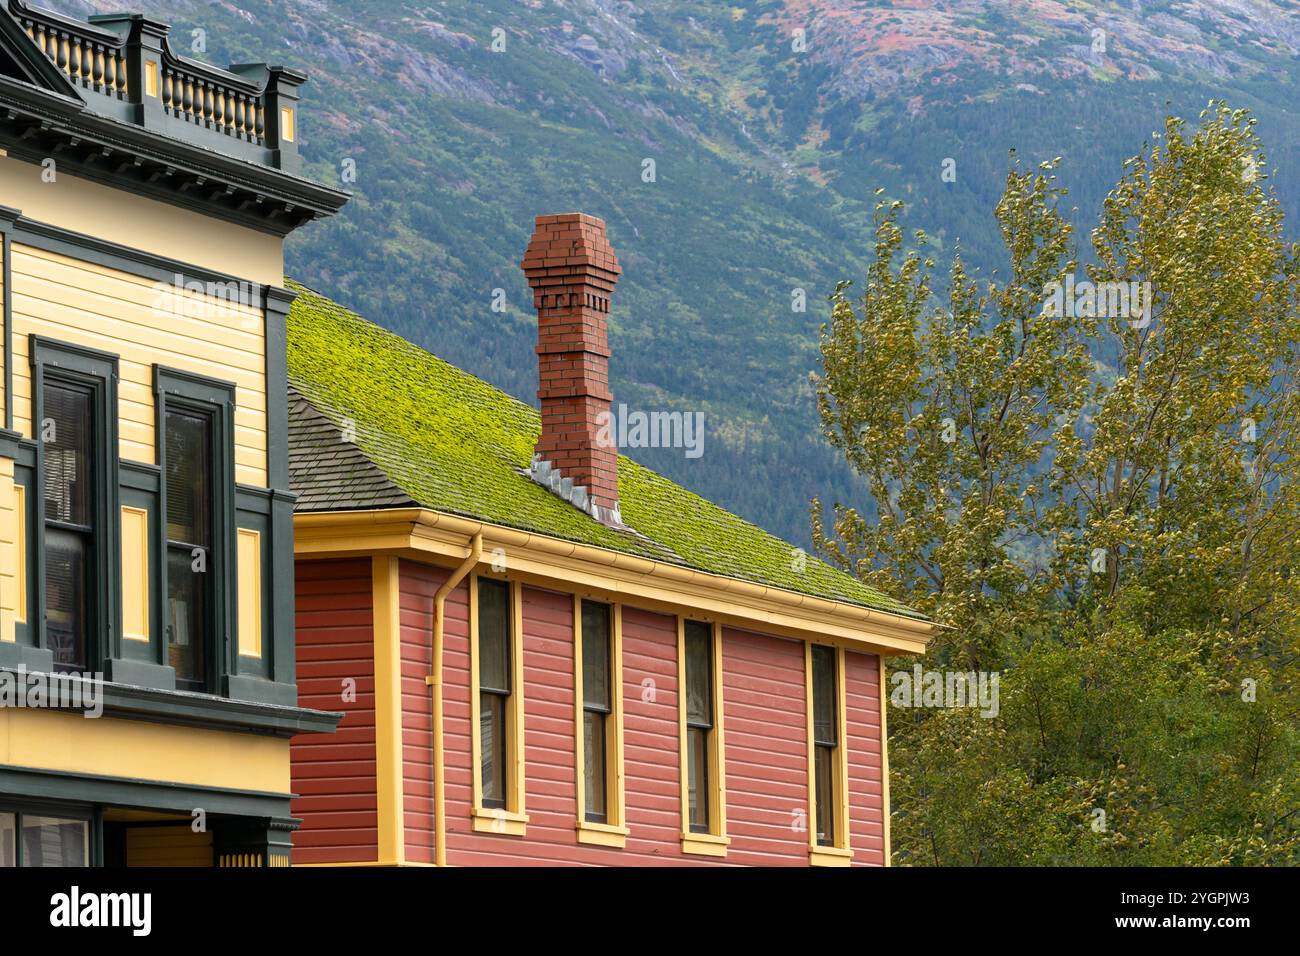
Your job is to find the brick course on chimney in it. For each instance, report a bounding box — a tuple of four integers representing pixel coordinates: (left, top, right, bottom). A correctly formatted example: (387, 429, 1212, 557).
(521, 213, 622, 522)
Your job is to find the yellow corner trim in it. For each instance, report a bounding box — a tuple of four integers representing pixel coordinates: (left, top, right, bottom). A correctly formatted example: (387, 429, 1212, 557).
(471, 807, 529, 837)
(576, 820, 629, 848)
(372, 556, 406, 866)
(680, 831, 730, 858)
(809, 846, 854, 868)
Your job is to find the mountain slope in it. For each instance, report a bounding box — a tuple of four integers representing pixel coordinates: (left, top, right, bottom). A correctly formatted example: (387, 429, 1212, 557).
(38, 0, 1300, 548)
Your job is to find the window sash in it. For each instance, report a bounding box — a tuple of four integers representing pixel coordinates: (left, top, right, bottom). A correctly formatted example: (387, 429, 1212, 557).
(811, 644, 838, 747)
(41, 378, 98, 673)
(687, 726, 710, 833)
(581, 600, 611, 711)
(814, 744, 836, 846)
(479, 690, 509, 809)
(44, 525, 90, 671)
(477, 578, 512, 695)
(684, 620, 713, 730)
(166, 543, 207, 688)
(41, 381, 93, 528)
(164, 408, 212, 548)
(583, 710, 608, 824)
(0, 810, 90, 868)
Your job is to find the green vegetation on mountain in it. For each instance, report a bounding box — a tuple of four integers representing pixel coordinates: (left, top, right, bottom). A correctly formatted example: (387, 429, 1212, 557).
(46, 1, 1300, 549)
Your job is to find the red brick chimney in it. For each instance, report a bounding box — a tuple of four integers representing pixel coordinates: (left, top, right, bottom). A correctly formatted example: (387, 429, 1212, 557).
(521, 213, 622, 523)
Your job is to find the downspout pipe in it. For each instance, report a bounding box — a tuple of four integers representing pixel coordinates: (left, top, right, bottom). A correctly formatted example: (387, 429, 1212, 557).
(428, 532, 481, 867)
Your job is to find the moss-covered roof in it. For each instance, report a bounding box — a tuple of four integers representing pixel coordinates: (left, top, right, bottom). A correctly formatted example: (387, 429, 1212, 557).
(285, 281, 923, 619)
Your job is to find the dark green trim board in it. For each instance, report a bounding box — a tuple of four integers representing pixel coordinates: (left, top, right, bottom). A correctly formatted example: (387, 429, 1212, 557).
(29, 335, 121, 675)
(269, 489, 297, 690)
(0, 765, 294, 820)
(232, 484, 299, 702)
(118, 460, 172, 690)
(264, 286, 297, 490)
(0, 665, 341, 736)
(154, 366, 237, 698)
(11, 214, 268, 291)
(0, 431, 41, 664)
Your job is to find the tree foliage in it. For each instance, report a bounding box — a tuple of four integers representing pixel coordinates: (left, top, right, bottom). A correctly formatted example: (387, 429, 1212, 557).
(812, 104, 1300, 865)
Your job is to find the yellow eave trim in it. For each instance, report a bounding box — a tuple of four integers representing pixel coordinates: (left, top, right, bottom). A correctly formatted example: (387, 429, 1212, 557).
(295, 508, 936, 655)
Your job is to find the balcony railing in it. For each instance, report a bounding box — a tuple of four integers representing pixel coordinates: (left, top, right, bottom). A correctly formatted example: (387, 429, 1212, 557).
(7, 1, 302, 172)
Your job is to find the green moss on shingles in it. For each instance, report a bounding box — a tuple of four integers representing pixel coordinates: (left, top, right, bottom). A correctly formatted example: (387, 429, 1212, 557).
(286, 281, 923, 619)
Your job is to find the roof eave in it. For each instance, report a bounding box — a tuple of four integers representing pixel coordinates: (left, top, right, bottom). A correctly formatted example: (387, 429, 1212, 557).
(0, 77, 349, 236)
(293, 506, 936, 657)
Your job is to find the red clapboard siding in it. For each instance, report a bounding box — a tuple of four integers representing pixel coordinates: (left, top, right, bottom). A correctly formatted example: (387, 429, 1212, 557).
(844, 650, 886, 866)
(620, 606, 697, 864)
(294, 553, 894, 868)
(291, 558, 379, 864)
(721, 627, 809, 865)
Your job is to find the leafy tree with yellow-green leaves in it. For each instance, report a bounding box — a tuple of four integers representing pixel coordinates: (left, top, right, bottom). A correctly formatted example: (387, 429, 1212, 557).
(812, 104, 1300, 865)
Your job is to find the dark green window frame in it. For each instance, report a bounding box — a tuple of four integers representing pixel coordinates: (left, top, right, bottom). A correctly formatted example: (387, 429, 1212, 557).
(154, 366, 236, 697)
(29, 336, 119, 674)
(0, 800, 96, 868)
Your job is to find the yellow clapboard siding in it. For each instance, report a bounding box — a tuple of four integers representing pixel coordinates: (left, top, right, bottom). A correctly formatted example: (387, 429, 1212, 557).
(10, 303, 267, 393)
(16, 243, 265, 334)
(125, 826, 213, 867)
(12, 278, 265, 364)
(7, 242, 270, 485)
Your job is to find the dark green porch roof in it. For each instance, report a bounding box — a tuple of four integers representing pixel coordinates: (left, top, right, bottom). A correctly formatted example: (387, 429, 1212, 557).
(285, 281, 923, 619)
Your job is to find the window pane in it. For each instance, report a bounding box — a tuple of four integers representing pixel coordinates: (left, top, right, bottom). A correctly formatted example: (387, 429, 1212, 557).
(684, 621, 712, 728)
(479, 692, 507, 808)
(45, 528, 88, 670)
(167, 546, 206, 687)
(582, 601, 610, 711)
(687, 726, 710, 833)
(812, 645, 837, 746)
(815, 745, 835, 846)
(478, 579, 511, 694)
(165, 409, 211, 547)
(42, 382, 93, 527)
(0, 813, 13, 867)
(21, 815, 88, 867)
(584, 710, 607, 823)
